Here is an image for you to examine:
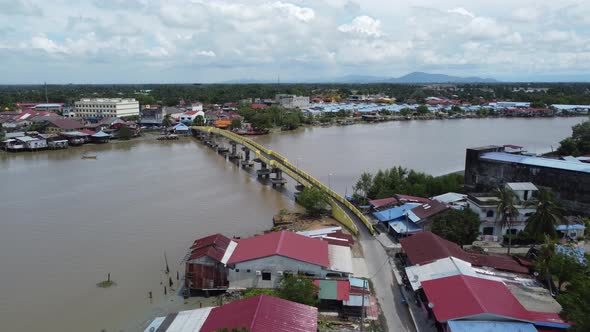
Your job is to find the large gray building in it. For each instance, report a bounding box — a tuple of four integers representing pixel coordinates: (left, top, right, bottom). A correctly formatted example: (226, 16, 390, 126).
(275, 94, 310, 109)
(464, 145, 590, 215)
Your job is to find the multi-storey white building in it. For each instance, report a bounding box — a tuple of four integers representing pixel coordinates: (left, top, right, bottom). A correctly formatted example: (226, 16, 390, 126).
(466, 182, 538, 241)
(275, 94, 310, 109)
(74, 98, 140, 118)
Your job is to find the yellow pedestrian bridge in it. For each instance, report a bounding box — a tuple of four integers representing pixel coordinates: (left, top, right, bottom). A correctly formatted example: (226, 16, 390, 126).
(192, 126, 374, 235)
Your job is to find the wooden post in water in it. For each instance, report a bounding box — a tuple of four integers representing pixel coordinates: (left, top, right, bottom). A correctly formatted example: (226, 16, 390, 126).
(164, 251, 170, 274)
(164, 286, 167, 295)
(107, 273, 110, 283)
(176, 271, 179, 280)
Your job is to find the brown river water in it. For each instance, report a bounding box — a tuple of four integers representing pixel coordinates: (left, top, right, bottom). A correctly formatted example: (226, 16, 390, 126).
(0, 117, 585, 332)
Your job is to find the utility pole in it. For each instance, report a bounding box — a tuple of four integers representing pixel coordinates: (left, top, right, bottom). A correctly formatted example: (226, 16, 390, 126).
(44, 82, 48, 103)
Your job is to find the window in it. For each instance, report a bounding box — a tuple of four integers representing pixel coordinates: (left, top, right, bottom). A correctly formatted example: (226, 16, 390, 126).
(486, 210, 494, 218)
(262, 272, 271, 281)
(483, 227, 494, 235)
(235, 269, 239, 273)
(506, 228, 518, 235)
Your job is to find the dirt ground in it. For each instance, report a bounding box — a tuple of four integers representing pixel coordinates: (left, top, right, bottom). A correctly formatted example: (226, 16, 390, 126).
(273, 212, 364, 258)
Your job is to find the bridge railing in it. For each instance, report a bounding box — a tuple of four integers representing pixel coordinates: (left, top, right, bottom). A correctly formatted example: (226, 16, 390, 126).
(193, 127, 374, 234)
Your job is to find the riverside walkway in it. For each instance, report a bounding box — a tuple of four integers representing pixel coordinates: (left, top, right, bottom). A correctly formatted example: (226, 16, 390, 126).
(193, 126, 374, 235)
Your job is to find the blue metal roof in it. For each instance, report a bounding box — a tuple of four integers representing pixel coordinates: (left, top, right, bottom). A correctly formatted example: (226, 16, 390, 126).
(556, 224, 586, 231)
(349, 277, 369, 289)
(481, 152, 590, 173)
(447, 321, 537, 332)
(372, 203, 421, 222)
(92, 131, 111, 138)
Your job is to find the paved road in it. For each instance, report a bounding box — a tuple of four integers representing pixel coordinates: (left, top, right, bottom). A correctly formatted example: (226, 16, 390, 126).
(351, 209, 416, 332)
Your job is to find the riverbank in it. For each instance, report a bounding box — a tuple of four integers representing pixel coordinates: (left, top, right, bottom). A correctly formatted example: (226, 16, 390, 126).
(0, 117, 585, 332)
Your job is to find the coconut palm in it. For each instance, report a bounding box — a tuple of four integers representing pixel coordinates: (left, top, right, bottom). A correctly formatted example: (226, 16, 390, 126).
(525, 189, 564, 243)
(162, 114, 173, 127)
(495, 186, 519, 255)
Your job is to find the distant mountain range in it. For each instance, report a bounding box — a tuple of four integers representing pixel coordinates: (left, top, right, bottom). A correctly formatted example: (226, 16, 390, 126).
(221, 72, 499, 84)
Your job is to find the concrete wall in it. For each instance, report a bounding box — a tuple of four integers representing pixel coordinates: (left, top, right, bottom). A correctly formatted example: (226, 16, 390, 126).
(228, 255, 328, 289)
(465, 148, 590, 215)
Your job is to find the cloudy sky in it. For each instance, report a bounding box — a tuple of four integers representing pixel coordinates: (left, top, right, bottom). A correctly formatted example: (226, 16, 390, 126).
(1, 0, 589, 83)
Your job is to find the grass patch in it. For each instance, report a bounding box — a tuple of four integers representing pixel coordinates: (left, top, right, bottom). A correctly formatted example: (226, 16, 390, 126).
(96, 280, 116, 288)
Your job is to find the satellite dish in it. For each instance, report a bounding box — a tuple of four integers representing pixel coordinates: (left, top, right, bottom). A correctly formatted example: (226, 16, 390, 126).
(428, 302, 435, 309)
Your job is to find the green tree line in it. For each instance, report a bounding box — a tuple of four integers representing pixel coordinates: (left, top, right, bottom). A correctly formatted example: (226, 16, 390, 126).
(353, 166, 463, 203)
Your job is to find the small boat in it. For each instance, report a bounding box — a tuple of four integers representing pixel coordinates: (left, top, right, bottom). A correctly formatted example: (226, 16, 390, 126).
(82, 155, 97, 159)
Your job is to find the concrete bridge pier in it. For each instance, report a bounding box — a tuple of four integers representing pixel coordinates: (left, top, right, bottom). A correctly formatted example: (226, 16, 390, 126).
(228, 141, 240, 161)
(240, 147, 254, 168)
(270, 169, 287, 188)
(256, 162, 271, 179)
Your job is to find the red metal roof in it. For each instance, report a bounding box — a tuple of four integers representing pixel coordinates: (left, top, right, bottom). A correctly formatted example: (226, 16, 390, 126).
(250, 103, 268, 109)
(400, 231, 469, 265)
(46, 118, 84, 130)
(368, 197, 398, 209)
(471, 254, 529, 274)
(200, 295, 318, 332)
(79, 129, 96, 136)
(395, 194, 431, 204)
(410, 200, 449, 220)
(527, 311, 570, 328)
(227, 231, 329, 267)
(189, 234, 232, 262)
(400, 232, 528, 273)
(422, 275, 530, 322)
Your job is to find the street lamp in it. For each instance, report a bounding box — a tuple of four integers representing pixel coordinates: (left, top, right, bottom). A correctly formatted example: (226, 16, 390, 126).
(296, 157, 302, 169)
(328, 173, 333, 190)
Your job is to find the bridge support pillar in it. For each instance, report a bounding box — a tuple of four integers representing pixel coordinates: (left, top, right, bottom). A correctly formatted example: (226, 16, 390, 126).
(257, 162, 271, 178)
(271, 169, 287, 187)
(228, 141, 239, 160)
(240, 147, 254, 168)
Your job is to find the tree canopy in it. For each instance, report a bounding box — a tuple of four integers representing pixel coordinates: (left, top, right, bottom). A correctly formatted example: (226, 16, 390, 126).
(276, 275, 318, 306)
(353, 166, 463, 200)
(557, 120, 590, 156)
(431, 209, 481, 247)
(117, 126, 132, 140)
(231, 118, 242, 129)
(558, 275, 590, 332)
(524, 189, 564, 243)
(192, 115, 205, 126)
(297, 187, 329, 217)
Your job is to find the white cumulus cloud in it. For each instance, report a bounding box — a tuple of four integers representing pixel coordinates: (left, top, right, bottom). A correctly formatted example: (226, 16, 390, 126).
(338, 15, 383, 37)
(447, 7, 475, 18)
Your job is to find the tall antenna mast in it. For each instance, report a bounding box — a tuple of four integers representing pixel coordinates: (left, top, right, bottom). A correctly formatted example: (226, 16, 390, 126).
(44, 82, 49, 103)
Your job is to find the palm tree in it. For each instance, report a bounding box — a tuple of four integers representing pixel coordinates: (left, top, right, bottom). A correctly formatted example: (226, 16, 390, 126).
(162, 114, 173, 127)
(495, 186, 519, 255)
(525, 189, 564, 243)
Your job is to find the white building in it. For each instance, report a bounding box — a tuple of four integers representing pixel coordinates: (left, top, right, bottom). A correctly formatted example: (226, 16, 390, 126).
(179, 110, 206, 124)
(466, 182, 538, 241)
(275, 94, 310, 109)
(74, 98, 140, 118)
(189, 102, 203, 112)
(226, 231, 353, 289)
